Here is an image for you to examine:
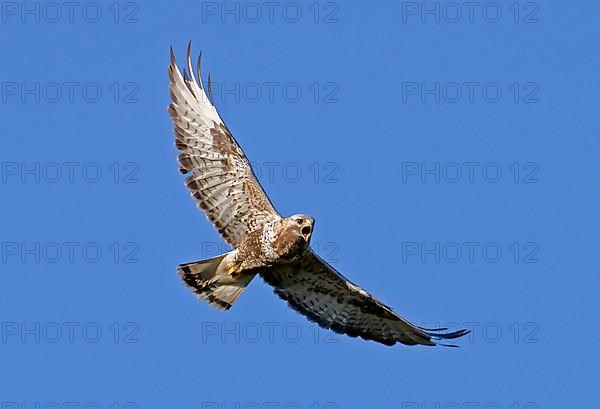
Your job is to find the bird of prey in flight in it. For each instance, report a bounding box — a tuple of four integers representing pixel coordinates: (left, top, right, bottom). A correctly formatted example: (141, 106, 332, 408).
(167, 43, 469, 347)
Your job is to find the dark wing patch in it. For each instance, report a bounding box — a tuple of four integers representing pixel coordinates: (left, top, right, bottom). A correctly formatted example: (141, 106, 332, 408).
(260, 250, 469, 347)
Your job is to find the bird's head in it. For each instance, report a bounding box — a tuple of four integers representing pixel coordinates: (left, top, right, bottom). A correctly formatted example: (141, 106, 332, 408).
(286, 214, 315, 243)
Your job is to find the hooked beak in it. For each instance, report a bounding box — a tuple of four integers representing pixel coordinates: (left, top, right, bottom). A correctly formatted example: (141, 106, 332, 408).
(301, 225, 312, 241)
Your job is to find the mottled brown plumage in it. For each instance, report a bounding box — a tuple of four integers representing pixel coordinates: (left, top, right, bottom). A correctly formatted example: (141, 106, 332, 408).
(168, 43, 469, 347)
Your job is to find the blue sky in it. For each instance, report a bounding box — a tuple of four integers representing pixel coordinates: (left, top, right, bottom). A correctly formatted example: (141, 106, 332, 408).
(0, 1, 598, 408)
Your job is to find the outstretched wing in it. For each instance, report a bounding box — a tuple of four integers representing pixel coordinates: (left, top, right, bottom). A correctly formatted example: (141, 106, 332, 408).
(260, 250, 469, 346)
(168, 43, 279, 247)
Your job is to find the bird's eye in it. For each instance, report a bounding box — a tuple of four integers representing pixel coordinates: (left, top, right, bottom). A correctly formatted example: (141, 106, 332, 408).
(295, 218, 303, 224)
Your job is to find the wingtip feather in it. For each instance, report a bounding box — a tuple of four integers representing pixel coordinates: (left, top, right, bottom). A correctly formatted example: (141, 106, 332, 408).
(427, 328, 471, 347)
(170, 46, 176, 66)
(197, 50, 204, 90)
(207, 72, 215, 105)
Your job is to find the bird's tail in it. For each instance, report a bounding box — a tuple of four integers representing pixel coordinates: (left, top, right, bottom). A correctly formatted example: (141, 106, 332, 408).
(177, 251, 256, 310)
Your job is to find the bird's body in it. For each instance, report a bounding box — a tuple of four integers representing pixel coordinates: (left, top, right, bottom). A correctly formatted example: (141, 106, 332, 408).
(179, 214, 314, 309)
(168, 43, 469, 347)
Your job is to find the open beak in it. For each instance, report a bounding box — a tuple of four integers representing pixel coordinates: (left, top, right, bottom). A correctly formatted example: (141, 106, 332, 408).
(301, 225, 312, 241)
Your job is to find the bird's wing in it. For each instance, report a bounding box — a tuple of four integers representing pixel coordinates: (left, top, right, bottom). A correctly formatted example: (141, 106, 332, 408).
(260, 250, 469, 346)
(168, 44, 279, 247)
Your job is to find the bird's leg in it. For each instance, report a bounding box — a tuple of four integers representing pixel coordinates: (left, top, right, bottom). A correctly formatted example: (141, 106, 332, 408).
(225, 260, 243, 278)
